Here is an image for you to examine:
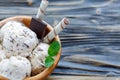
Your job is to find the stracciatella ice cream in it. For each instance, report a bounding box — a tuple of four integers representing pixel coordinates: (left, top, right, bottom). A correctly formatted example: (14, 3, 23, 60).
(0, 44, 6, 61)
(0, 20, 51, 78)
(1, 21, 39, 57)
(0, 56, 31, 80)
(29, 43, 49, 75)
(0, 21, 24, 42)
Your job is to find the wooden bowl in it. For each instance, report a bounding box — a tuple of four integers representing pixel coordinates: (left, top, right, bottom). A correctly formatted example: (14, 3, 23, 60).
(0, 16, 61, 80)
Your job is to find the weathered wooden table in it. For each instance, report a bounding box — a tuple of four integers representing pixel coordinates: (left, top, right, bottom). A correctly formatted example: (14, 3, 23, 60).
(1, 0, 120, 80)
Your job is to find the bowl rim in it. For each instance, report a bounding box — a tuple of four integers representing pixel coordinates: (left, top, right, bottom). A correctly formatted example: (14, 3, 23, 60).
(0, 16, 61, 80)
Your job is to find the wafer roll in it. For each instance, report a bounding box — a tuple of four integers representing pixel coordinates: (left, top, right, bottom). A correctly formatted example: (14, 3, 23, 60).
(43, 18, 70, 43)
(30, 0, 49, 39)
(36, 0, 49, 19)
(27, 0, 33, 5)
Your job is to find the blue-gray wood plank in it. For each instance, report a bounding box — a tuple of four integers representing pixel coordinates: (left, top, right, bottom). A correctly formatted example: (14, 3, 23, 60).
(0, 0, 120, 76)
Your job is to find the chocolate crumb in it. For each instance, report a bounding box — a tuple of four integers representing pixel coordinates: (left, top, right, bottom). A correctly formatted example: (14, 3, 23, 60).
(23, 43, 29, 48)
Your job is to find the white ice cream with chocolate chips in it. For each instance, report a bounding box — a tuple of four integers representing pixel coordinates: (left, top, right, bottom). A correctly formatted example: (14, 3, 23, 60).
(1, 21, 39, 57)
(0, 44, 6, 61)
(0, 20, 51, 78)
(0, 21, 24, 42)
(0, 56, 31, 80)
(29, 43, 49, 75)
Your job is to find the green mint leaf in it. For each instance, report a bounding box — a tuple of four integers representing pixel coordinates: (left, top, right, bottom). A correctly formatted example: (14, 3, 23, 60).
(48, 41, 60, 56)
(45, 56, 54, 68)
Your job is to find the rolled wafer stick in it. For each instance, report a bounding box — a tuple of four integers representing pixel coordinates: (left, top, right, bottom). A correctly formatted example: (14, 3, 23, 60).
(36, 0, 49, 19)
(30, 0, 49, 39)
(43, 18, 70, 43)
(27, 0, 33, 5)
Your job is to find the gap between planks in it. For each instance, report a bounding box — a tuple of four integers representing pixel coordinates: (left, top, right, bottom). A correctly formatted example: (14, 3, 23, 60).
(46, 76, 120, 80)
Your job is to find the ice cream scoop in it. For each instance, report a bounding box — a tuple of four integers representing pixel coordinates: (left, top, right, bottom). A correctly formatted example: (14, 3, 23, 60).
(0, 21, 24, 42)
(1, 21, 39, 57)
(0, 56, 31, 80)
(0, 16, 62, 80)
(29, 42, 49, 75)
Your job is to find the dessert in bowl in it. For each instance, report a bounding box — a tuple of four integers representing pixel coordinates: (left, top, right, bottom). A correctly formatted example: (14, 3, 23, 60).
(0, 0, 69, 79)
(0, 16, 62, 80)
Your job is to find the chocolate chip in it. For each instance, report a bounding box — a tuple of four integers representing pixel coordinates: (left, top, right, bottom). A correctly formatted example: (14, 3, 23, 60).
(26, 73, 29, 77)
(18, 52, 21, 55)
(9, 36, 14, 43)
(23, 43, 29, 48)
(38, 48, 43, 51)
(23, 29, 27, 34)
(10, 72, 12, 75)
(10, 49, 13, 52)
(16, 44, 19, 47)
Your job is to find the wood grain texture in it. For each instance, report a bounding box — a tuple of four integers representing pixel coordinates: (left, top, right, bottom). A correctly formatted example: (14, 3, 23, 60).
(0, 0, 33, 6)
(0, 0, 27, 2)
(46, 76, 120, 80)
